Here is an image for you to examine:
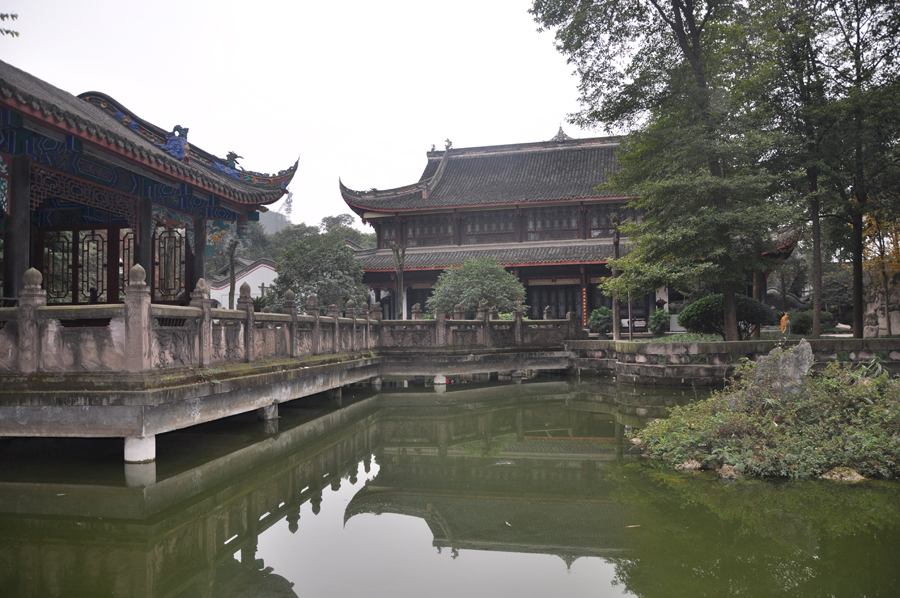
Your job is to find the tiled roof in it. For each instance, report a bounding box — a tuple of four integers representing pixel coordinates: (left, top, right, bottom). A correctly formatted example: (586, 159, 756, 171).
(0, 59, 295, 206)
(354, 239, 619, 270)
(341, 135, 623, 213)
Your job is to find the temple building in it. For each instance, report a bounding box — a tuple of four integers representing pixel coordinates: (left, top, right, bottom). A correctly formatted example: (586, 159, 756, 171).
(0, 60, 296, 305)
(340, 130, 650, 324)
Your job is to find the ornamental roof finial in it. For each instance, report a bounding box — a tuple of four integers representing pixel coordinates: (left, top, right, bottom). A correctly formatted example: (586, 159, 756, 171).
(444, 138, 453, 150)
(550, 126, 573, 143)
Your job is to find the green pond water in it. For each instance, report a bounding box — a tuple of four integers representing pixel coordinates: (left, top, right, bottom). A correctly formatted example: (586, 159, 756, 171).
(0, 376, 898, 597)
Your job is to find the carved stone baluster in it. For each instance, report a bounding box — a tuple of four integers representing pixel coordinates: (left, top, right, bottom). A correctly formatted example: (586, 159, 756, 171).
(346, 300, 357, 351)
(124, 264, 152, 373)
(283, 289, 298, 357)
(308, 294, 320, 355)
(190, 278, 212, 367)
(236, 282, 254, 363)
(17, 268, 46, 373)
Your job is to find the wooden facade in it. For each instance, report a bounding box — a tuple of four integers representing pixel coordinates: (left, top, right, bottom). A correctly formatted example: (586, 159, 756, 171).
(341, 131, 652, 324)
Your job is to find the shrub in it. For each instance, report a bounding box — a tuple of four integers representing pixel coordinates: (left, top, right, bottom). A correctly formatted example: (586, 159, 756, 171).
(637, 359, 900, 479)
(649, 310, 670, 336)
(677, 294, 778, 340)
(588, 307, 613, 333)
(788, 310, 835, 335)
(425, 258, 526, 316)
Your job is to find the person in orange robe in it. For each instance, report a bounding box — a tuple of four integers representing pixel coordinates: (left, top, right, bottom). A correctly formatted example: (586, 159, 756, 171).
(781, 313, 789, 334)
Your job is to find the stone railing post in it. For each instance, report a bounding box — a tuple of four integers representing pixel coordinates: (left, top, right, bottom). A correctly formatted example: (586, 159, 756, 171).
(514, 309, 523, 346)
(360, 302, 370, 350)
(326, 304, 340, 353)
(453, 303, 465, 321)
(123, 264, 152, 373)
(236, 282, 255, 363)
(17, 268, 46, 373)
(308, 294, 320, 355)
(282, 289, 298, 357)
(347, 300, 357, 351)
(482, 305, 492, 348)
(190, 278, 213, 367)
(567, 311, 579, 339)
(434, 308, 446, 347)
(543, 305, 552, 320)
(411, 303, 422, 320)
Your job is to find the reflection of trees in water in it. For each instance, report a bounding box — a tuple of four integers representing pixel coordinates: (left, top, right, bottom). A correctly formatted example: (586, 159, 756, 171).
(606, 462, 900, 598)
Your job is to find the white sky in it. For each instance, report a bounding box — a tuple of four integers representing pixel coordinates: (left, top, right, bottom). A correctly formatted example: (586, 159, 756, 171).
(2, 0, 597, 230)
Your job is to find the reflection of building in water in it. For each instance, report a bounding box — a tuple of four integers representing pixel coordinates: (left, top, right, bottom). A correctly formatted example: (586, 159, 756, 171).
(0, 398, 381, 598)
(346, 381, 653, 567)
(0, 379, 693, 595)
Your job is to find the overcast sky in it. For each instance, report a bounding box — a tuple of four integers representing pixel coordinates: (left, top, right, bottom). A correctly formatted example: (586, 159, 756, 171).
(3, 0, 600, 230)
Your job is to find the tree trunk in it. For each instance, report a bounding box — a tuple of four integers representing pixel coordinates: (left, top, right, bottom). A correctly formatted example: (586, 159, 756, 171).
(391, 244, 406, 320)
(851, 209, 865, 338)
(227, 239, 239, 310)
(611, 214, 621, 341)
(751, 271, 764, 338)
(810, 178, 822, 339)
(722, 283, 739, 341)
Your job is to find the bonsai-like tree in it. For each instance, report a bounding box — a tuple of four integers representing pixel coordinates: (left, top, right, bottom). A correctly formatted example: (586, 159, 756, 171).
(426, 258, 526, 316)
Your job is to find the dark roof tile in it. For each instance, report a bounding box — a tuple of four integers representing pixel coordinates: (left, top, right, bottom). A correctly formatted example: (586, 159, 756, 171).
(342, 137, 622, 212)
(354, 240, 619, 270)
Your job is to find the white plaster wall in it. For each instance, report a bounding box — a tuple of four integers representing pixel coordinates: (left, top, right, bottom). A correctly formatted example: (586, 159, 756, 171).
(209, 264, 277, 308)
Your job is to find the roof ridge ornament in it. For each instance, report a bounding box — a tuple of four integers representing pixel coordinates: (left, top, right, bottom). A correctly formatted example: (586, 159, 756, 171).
(424, 138, 453, 199)
(550, 126, 573, 143)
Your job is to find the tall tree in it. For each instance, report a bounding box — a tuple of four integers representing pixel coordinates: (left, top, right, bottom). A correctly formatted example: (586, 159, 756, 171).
(272, 235, 367, 314)
(532, 0, 790, 340)
(816, 0, 900, 337)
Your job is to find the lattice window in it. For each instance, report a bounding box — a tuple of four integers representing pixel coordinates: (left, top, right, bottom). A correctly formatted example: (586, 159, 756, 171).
(77, 229, 108, 303)
(588, 203, 641, 238)
(405, 215, 454, 247)
(463, 211, 516, 245)
(380, 221, 398, 249)
(44, 231, 73, 303)
(524, 207, 579, 241)
(119, 229, 135, 295)
(153, 227, 187, 302)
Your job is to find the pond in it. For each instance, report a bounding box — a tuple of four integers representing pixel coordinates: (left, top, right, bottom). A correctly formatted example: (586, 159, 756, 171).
(0, 376, 898, 597)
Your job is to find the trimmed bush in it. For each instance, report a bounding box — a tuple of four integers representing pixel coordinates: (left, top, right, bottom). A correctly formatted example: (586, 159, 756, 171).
(788, 310, 835, 335)
(588, 307, 613, 333)
(677, 294, 778, 340)
(649, 309, 670, 336)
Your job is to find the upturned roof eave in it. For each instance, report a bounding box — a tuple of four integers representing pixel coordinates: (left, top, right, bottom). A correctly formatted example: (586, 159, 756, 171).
(1, 93, 288, 210)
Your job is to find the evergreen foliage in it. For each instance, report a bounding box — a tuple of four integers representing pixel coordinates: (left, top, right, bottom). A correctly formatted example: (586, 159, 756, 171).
(271, 235, 367, 315)
(648, 309, 670, 336)
(425, 258, 526, 316)
(677, 294, 778, 340)
(588, 307, 613, 333)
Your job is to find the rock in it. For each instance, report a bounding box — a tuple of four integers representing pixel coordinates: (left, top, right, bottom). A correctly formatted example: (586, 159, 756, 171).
(717, 464, 738, 479)
(751, 339, 815, 395)
(820, 467, 866, 483)
(675, 459, 702, 472)
(630, 437, 642, 444)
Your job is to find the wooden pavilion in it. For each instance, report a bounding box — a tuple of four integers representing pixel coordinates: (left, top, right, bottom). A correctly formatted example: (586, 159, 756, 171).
(0, 59, 296, 306)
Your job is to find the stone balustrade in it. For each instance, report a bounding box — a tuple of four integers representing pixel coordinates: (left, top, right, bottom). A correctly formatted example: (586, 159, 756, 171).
(0, 267, 586, 374)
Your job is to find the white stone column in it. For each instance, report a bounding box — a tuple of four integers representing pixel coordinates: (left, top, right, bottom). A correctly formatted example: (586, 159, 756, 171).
(124, 435, 156, 463)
